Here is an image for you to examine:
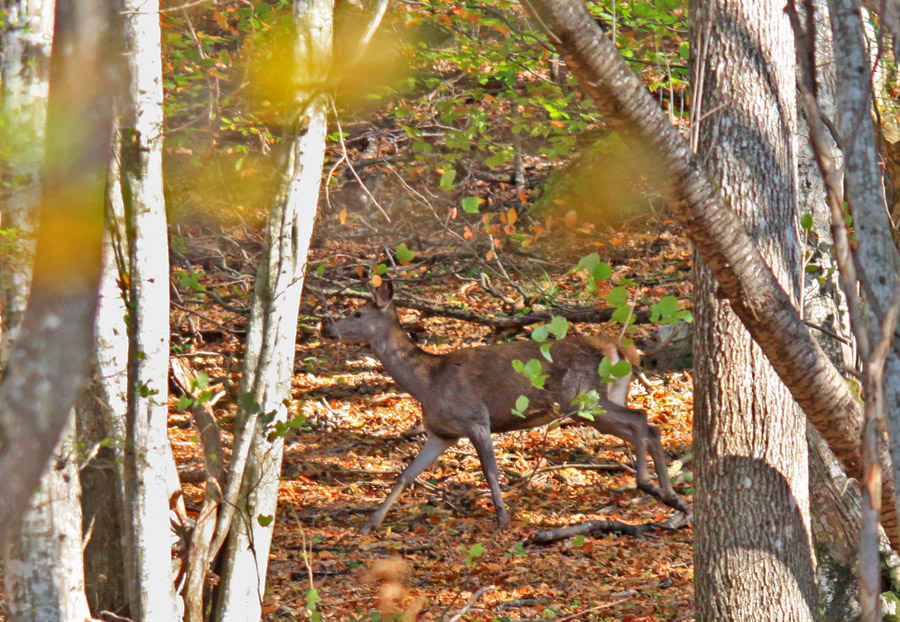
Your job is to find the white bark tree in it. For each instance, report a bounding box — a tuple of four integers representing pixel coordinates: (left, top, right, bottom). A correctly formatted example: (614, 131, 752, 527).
(0, 0, 53, 360)
(1, 1, 93, 620)
(118, 0, 179, 618)
(0, 0, 119, 552)
(212, 2, 333, 619)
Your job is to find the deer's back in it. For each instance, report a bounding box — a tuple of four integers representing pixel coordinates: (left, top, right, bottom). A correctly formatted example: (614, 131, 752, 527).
(421, 335, 637, 437)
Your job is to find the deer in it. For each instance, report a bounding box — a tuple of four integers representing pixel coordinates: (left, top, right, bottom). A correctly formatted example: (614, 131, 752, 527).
(322, 278, 690, 534)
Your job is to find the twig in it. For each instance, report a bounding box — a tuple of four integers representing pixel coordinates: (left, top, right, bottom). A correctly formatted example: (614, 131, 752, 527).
(553, 595, 636, 622)
(447, 585, 496, 622)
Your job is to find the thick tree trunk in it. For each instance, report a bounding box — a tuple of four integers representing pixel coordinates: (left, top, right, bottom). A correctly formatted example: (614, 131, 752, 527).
(118, 0, 179, 618)
(521, 0, 900, 550)
(212, 2, 332, 619)
(1, 2, 92, 620)
(690, 1, 816, 619)
(0, 0, 120, 548)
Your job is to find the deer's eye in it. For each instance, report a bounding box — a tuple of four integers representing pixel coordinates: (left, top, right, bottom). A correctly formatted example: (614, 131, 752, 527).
(353, 311, 362, 318)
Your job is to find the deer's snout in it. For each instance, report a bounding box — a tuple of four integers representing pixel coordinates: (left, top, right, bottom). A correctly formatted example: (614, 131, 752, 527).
(321, 320, 340, 340)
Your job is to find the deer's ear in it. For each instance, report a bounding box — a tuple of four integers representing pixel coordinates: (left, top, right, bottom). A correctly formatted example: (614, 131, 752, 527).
(374, 278, 394, 307)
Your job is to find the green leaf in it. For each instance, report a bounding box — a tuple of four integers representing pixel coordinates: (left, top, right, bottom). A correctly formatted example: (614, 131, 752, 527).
(611, 305, 633, 324)
(440, 167, 457, 190)
(466, 542, 484, 564)
(523, 358, 543, 378)
(653, 295, 680, 318)
(239, 392, 260, 413)
(611, 359, 633, 377)
(462, 196, 481, 213)
(257, 514, 274, 527)
(607, 286, 629, 307)
(374, 263, 388, 275)
(513, 395, 530, 417)
(598, 356, 613, 377)
(547, 315, 569, 339)
(573, 534, 585, 546)
(539, 342, 553, 362)
(511, 359, 525, 373)
(395, 242, 416, 262)
(531, 326, 549, 342)
(800, 213, 813, 231)
(194, 371, 210, 389)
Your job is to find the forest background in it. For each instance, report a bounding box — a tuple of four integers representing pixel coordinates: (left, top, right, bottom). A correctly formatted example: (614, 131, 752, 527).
(2, 0, 898, 621)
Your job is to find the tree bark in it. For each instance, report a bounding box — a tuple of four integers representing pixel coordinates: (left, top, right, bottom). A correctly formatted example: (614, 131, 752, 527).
(520, 0, 900, 550)
(689, 1, 816, 619)
(0, 0, 120, 548)
(1, 2, 93, 620)
(212, 2, 333, 620)
(77, 138, 130, 615)
(0, 0, 54, 361)
(828, 0, 900, 566)
(118, 0, 179, 618)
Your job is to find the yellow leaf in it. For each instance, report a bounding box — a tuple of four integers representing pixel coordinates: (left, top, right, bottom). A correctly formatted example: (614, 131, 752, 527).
(339, 208, 348, 224)
(214, 11, 229, 29)
(371, 274, 383, 287)
(507, 208, 517, 225)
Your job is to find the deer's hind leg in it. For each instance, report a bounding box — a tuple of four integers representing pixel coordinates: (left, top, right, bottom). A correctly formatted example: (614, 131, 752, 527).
(578, 404, 688, 513)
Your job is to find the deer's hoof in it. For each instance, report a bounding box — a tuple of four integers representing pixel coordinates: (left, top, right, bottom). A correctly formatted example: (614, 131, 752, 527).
(359, 523, 375, 535)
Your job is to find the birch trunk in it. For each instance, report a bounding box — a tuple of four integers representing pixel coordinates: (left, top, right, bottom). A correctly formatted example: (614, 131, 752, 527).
(1, 2, 93, 620)
(0, 0, 119, 549)
(0, 0, 53, 360)
(212, 1, 332, 619)
(118, 0, 179, 618)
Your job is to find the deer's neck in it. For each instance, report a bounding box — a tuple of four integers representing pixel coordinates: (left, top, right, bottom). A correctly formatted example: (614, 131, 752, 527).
(368, 324, 437, 401)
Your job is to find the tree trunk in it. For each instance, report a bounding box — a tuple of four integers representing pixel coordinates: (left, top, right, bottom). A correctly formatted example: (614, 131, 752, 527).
(521, 0, 900, 550)
(1, 2, 92, 620)
(0, 0, 120, 548)
(118, 0, 179, 618)
(828, 0, 900, 556)
(690, 1, 816, 619)
(0, 0, 54, 361)
(212, 1, 332, 619)
(77, 139, 130, 615)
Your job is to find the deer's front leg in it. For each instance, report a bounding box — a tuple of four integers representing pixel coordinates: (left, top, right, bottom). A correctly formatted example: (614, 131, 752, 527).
(360, 435, 456, 534)
(468, 424, 510, 530)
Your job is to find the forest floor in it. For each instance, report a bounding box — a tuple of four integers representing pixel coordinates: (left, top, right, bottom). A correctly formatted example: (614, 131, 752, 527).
(168, 202, 697, 622)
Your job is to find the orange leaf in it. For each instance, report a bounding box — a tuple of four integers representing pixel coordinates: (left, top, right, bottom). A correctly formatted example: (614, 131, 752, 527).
(371, 274, 383, 287)
(355, 264, 365, 279)
(463, 225, 474, 240)
(507, 208, 518, 225)
(609, 236, 623, 245)
(449, 207, 458, 219)
(214, 11, 229, 29)
(564, 210, 578, 228)
(503, 223, 516, 236)
(486, 249, 495, 261)
(339, 208, 348, 224)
